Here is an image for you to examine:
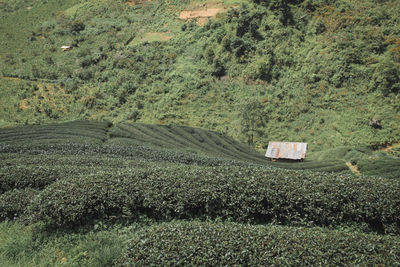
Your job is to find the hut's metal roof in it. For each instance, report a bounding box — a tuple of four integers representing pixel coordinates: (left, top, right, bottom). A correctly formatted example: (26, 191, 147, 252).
(265, 141, 307, 160)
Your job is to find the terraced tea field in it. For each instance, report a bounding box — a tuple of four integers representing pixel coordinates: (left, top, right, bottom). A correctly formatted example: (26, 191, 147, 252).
(0, 121, 399, 266)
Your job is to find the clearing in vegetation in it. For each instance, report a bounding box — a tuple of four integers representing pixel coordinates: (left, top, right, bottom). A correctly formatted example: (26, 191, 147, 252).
(345, 162, 361, 175)
(179, 1, 230, 25)
(128, 32, 174, 46)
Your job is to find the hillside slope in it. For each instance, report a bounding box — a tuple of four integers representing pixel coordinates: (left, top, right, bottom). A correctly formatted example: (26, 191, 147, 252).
(1, 0, 399, 152)
(0, 120, 348, 171)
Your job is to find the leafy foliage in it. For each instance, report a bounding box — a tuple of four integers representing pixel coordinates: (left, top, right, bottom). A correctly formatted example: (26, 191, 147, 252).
(358, 157, 400, 179)
(21, 164, 400, 234)
(1, 0, 400, 262)
(0, 188, 39, 221)
(0, 121, 396, 234)
(123, 221, 400, 266)
(1, 0, 399, 150)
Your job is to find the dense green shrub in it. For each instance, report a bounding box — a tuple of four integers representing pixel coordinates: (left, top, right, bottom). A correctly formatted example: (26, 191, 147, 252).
(26, 165, 400, 234)
(0, 188, 39, 221)
(1, 0, 399, 150)
(0, 120, 111, 144)
(371, 54, 400, 96)
(358, 158, 400, 179)
(0, 154, 150, 170)
(0, 166, 62, 193)
(0, 164, 107, 194)
(0, 142, 247, 167)
(123, 221, 400, 266)
(0, 121, 111, 143)
(25, 169, 145, 225)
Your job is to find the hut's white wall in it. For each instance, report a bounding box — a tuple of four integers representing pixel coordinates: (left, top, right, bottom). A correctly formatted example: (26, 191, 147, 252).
(265, 142, 307, 160)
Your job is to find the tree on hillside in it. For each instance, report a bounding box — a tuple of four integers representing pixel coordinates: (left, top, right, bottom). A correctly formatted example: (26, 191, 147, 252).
(371, 55, 400, 96)
(239, 98, 266, 145)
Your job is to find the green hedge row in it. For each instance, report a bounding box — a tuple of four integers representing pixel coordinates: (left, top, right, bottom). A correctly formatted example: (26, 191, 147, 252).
(112, 123, 268, 164)
(0, 154, 148, 169)
(271, 160, 348, 172)
(0, 142, 348, 172)
(0, 165, 100, 194)
(0, 121, 110, 135)
(0, 188, 39, 221)
(25, 165, 400, 234)
(112, 123, 348, 171)
(0, 143, 252, 167)
(358, 158, 400, 179)
(0, 121, 111, 144)
(123, 221, 400, 266)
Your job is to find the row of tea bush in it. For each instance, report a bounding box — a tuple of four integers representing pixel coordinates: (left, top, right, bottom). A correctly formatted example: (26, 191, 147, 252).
(9, 164, 398, 234)
(123, 220, 400, 266)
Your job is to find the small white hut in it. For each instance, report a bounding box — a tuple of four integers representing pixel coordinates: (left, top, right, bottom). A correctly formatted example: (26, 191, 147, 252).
(265, 141, 308, 161)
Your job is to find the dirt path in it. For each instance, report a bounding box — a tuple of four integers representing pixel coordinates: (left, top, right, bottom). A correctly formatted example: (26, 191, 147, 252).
(378, 142, 399, 152)
(346, 162, 361, 175)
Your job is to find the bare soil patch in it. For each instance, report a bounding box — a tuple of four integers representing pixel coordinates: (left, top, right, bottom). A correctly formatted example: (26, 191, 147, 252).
(346, 162, 361, 175)
(373, 140, 400, 152)
(179, 2, 229, 25)
(125, 0, 151, 6)
(179, 7, 227, 20)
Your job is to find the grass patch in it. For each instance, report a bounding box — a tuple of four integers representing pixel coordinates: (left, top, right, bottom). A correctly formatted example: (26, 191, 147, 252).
(128, 32, 174, 46)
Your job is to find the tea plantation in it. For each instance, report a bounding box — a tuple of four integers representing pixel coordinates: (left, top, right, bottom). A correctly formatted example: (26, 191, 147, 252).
(1, 0, 400, 264)
(0, 121, 399, 266)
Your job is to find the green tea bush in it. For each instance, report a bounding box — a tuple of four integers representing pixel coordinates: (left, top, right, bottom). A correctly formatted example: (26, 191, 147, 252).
(0, 154, 149, 169)
(0, 188, 39, 221)
(0, 142, 255, 167)
(358, 158, 400, 179)
(271, 160, 348, 172)
(110, 123, 348, 171)
(111, 123, 268, 164)
(0, 165, 103, 194)
(26, 165, 400, 234)
(0, 166, 61, 193)
(26, 170, 145, 226)
(0, 120, 111, 144)
(123, 221, 400, 266)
